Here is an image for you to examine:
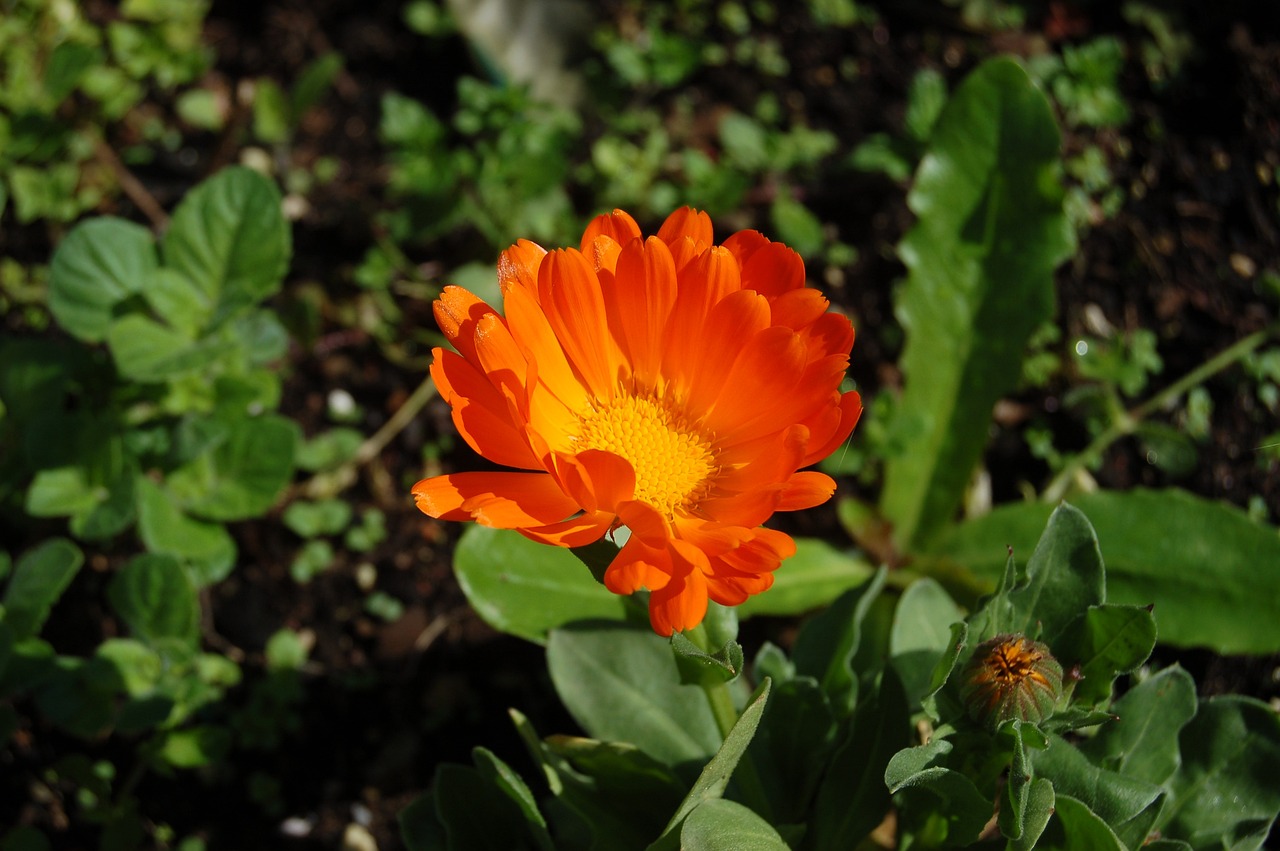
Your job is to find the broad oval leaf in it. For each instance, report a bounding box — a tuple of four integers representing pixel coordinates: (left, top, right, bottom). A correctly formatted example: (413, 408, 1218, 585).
(167, 414, 298, 522)
(880, 56, 1074, 550)
(547, 622, 720, 766)
(925, 488, 1280, 653)
(49, 217, 156, 342)
(2, 539, 84, 640)
(453, 526, 629, 644)
(135, 476, 237, 586)
(1035, 795, 1127, 851)
(1078, 665, 1197, 787)
(889, 577, 964, 707)
(161, 166, 290, 325)
(107, 553, 199, 647)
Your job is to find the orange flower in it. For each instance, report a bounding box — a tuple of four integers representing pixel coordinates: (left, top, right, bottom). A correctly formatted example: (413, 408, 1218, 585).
(413, 208, 861, 635)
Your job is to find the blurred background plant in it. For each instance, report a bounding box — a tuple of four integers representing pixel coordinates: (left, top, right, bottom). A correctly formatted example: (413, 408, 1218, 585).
(1, 0, 1278, 848)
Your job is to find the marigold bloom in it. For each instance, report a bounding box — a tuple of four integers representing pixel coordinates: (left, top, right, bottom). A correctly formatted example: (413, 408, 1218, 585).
(413, 208, 862, 635)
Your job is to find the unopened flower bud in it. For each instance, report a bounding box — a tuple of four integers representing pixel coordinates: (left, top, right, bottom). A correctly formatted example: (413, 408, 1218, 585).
(960, 634, 1063, 729)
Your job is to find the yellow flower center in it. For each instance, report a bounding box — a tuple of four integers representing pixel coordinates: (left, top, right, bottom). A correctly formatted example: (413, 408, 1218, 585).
(577, 393, 717, 517)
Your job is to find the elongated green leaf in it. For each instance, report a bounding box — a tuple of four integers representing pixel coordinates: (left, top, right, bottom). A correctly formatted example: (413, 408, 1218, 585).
(656, 680, 771, 842)
(454, 527, 630, 644)
(433, 763, 534, 851)
(2, 539, 83, 640)
(791, 569, 887, 716)
(1157, 696, 1280, 850)
(107, 554, 199, 646)
(925, 488, 1280, 653)
(749, 676, 837, 824)
(890, 765, 996, 848)
(472, 748, 555, 851)
(1079, 665, 1197, 786)
(49, 217, 156, 342)
(167, 414, 298, 521)
(161, 167, 290, 325)
(547, 623, 720, 766)
(806, 669, 911, 849)
(737, 537, 874, 618)
(679, 799, 790, 851)
(881, 56, 1073, 550)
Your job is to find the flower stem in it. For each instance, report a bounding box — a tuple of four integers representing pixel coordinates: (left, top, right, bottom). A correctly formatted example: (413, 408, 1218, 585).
(1043, 326, 1274, 503)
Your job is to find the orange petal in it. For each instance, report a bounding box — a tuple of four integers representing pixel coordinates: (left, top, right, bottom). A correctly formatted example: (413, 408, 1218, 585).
(503, 282, 589, 414)
(498, 240, 547, 296)
(580, 209, 641, 256)
(605, 537, 672, 594)
(702, 326, 810, 444)
(411, 472, 580, 527)
(612, 236, 677, 389)
(722, 229, 768, 267)
(739, 241, 805, 298)
(554, 449, 636, 515)
(770, 287, 830, 331)
(520, 511, 613, 547)
(800, 311, 855, 360)
(648, 548, 709, 635)
(617, 499, 673, 545)
(681, 289, 772, 415)
(473, 312, 529, 412)
(776, 471, 837, 511)
(434, 286, 496, 361)
(538, 248, 621, 400)
(431, 349, 540, 470)
(657, 207, 713, 250)
(664, 246, 742, 393)
(712, 424, 808, 494)
(802, 390, 862, 466)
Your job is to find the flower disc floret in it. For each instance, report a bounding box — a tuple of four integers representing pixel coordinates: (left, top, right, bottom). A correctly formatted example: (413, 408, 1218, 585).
(412, 207, 863, 635)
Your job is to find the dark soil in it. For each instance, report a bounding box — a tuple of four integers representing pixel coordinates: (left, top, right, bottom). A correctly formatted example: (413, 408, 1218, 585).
(4, 1, 1279, 848)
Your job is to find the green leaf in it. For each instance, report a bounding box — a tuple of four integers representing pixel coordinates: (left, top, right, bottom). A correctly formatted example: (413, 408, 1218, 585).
(108, 314, 233, 382)
(107, 554, 199, 646)
(453, 526, 629, 644)
(770, 195, 824, 258)
(1035, 795, 1127, 851)
(736, 537, 875, 618)
(679, 798, 790, 850)
(49, 217, 157, 342)
(547, 623, 720, 766)
(970, 501, 1105, 649)
(156, 725, 230, 769)
(749, 675, 837, 824)
(141, 268, 214, 337)
(925, 488, 1280, 653)
(1009, 777, 1055, 851)
(791, 568, 887, 715)
(806, 669, 912, 849)
(472, 748, 555, 851)
(889, 578, 964, 707)
(2, 539, 83, 640)
(1157, 696, 1280, 849)
(167, 414, 298, 521)
(1078, 665, 1197, 786)
(880, 56, 1073, 550)
(1057, 604, 1156, 705)
(282, 498, 353, 538)
(25, 467, 102, 518)
(398, 794, 446, 851)
(656, 680, 771, 841)
(1030, 734, 1164, 828)
(428, 765, 533, 850)
(161, 167, 290, 325)
(670, 633, 744, 687)
(291, 53, 344, 119)
(253, 78, 290, 143)
(135, 476, 237, 586)
(886, 751, 994, 849)
(295, 427, 363, 471)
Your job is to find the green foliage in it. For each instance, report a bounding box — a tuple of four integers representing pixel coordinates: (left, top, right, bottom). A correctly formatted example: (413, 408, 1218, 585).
(3, 167, 296, 582)
(880, 57, 1075, 551)
(925, 488, 1280, 654)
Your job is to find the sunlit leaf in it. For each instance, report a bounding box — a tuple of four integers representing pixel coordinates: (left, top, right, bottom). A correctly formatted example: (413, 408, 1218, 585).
(880, 56, 1074, 550)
